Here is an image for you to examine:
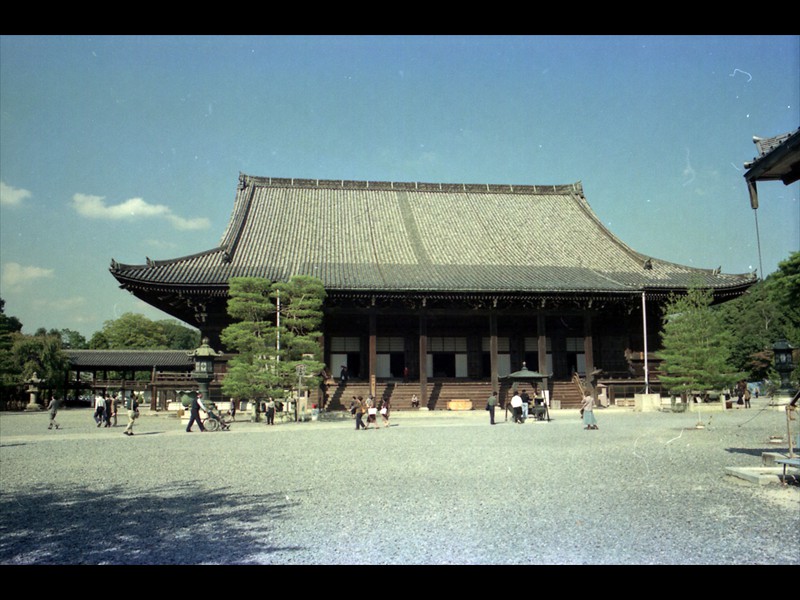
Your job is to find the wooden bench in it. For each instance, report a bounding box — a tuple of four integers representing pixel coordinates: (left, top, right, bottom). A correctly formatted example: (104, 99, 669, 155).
(447, 399, 473, 411)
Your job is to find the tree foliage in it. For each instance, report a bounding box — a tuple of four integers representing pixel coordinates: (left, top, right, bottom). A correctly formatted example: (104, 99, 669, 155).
(716, 251, 800, 381)
(10, 331, 69, 397)
(0, 298, 24, 395)
(221, 278, 283, 404)
(88, 313, 199, 349)
(220, 276, 326, 409)
(657, 287, 744, 398)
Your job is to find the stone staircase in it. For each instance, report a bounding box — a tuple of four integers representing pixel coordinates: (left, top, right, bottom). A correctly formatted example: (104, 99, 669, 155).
(326, 379, 584, 411)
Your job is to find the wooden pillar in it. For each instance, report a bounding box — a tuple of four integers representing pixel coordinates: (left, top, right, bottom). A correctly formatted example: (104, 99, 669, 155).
(584, 312, 599, 404)
(419, 304, 428, 407)
(537, 313, 549, 400)
(489, 307, 498, 394)
(369, 311, 377, 397)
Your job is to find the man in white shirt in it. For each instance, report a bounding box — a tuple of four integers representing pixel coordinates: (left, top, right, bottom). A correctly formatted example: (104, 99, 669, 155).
(94, 394, 106, 427)
(511, 391, 524, 424)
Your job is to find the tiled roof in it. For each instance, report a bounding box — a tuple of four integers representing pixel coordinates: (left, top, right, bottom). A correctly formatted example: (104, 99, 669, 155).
(111, 174, 757, 295)
(744, 128, 800, 185)
(66, 349, 194, 369)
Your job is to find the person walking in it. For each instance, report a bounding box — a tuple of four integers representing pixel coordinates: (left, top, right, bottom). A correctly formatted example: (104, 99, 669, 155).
(111, 394, 121, 426)
(186, 393, 207, 432)
(229, 398, 237, 421)
(354, 395, 367, 430)
(123, 393, 139, 436)
(47, 396, 61, 430)
(266, 397, 276, 425)
(380, 397, 391, 428)
(581, 390, 598, 430)
(510, 390, 524, 423)
(103, 394, 113, 428)
(94, 393, 106, 427)
(486, 390, 498, 425)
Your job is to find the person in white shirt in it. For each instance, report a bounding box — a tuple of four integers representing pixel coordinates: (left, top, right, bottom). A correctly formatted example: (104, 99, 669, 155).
(94, 394, 106, 427)
(510, 391, 524, 424)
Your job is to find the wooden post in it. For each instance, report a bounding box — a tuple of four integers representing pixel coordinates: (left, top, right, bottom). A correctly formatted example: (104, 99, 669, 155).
(419, 306, 428, 408)
(489, 308, 498, 397)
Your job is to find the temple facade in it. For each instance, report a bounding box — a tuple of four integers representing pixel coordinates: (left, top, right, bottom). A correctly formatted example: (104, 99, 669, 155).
(110, 174, 756, 408)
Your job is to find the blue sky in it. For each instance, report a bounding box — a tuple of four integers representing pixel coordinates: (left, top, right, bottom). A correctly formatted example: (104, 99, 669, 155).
(1, 35, 798, 339)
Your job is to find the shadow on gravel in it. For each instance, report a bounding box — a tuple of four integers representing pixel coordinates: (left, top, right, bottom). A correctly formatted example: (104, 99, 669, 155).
(0, 482, 302, 564)
(725, 447, 783, 457)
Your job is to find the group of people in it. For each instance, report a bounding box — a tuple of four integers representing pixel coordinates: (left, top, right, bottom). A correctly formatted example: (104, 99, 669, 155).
(350, 395, 390, 430)
(91, 392, 140, 434)
(44, 392, 140, 434)
(505, 388, 547, 424)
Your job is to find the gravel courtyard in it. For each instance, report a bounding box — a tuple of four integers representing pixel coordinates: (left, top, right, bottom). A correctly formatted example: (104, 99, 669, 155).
(1, 400, 798, 565)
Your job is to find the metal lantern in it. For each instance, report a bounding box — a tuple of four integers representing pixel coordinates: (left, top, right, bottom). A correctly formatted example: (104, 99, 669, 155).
(189, 337, 219, 401)
(773, 339, 795, 391)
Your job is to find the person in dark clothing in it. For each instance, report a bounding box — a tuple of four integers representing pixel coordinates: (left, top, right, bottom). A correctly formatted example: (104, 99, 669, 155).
(103, 395, 113, 427)
(186, 393, 207, 432)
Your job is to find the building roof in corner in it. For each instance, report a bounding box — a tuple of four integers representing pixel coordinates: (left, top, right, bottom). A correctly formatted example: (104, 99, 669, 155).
(110, 174, 757, 297)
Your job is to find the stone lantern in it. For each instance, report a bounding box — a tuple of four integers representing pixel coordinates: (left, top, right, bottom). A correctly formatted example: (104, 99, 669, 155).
(25, 372, 43, 411)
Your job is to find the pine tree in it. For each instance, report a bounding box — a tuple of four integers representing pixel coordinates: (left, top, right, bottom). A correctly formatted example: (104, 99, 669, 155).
(658, 287, 744, 400)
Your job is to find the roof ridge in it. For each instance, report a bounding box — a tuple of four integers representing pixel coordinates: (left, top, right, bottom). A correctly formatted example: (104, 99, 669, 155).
(239, 173, 584, 196)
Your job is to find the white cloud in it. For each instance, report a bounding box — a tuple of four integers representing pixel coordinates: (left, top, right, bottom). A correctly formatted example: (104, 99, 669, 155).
(0, 181, 32, 207)
(1, 262, 54, 289)
(167, 214, 212, 230)
(71, 193, 209, 230)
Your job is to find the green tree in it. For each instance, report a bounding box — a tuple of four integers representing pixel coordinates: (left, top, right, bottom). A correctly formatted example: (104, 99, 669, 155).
(11, 331, 69, 400)
(717, 251, 800, 381)
(272, 275, 327, 395)
(157, 319, 201, 349)
(220, 276, 327, 419)
(88, 313, 198, 349)
(0, 299, 24, 401)
(220, 278, 283, 418)
(658, 287, 744, 400)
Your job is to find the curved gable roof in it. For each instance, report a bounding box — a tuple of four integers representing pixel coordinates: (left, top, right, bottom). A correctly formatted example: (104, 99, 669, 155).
(111, 174, 756, 296)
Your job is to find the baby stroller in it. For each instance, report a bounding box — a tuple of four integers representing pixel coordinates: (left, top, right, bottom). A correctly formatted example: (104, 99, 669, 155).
(203, 406, 232, 431)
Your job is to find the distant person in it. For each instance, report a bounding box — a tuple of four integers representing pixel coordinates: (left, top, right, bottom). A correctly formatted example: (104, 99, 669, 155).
(380, 398, 391, 427)
(109, 395, 118, 426)
(511, 390, 524, 423)
(581, 391, 598, 430)
(520, 389, 530, 421)
(365, 396, 379, 429)
(47, 396, 61, 430)
(123, 393, 139, 436)
(355, 395, 367, 430)
(229, 398, 237, 421)
(486, 391, 498, 425)
(103, 394, 113, 428)
(186, 393, 207, 433)
(94, 394, 106, 427)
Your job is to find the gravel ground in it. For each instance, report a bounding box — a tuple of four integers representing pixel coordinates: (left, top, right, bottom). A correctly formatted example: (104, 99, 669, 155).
(1, 399, 798, 566)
